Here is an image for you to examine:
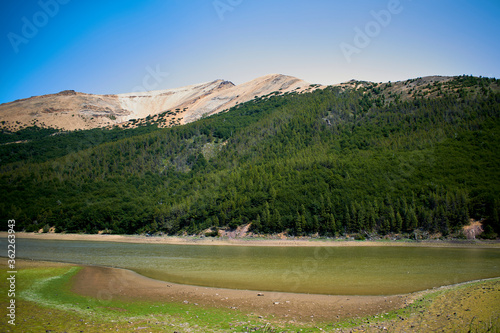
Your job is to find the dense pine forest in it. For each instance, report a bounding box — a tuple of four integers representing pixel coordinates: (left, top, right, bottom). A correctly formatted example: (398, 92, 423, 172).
(1, 76, 499, 238)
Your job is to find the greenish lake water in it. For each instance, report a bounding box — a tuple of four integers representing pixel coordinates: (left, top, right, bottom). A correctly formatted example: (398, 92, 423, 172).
(5, 238, 500, 295)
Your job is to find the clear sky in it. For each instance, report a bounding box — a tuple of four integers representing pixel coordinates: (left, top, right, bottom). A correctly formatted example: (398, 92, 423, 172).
(1, 0, 499, 103)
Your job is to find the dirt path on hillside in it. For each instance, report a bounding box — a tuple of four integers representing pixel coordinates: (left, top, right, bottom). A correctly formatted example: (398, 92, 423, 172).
(70, 265, 408, 324)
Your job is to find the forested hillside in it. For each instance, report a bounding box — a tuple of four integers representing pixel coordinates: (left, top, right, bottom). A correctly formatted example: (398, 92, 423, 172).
(1, 76, 499, 238)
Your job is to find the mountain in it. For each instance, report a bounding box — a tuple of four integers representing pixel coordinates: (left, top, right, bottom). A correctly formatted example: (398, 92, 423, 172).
(0, 74, 313, 131)
(0, 75, 499, 238)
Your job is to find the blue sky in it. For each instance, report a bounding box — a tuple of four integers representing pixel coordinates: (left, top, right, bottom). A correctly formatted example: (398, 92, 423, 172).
(1, 0, 499, 103)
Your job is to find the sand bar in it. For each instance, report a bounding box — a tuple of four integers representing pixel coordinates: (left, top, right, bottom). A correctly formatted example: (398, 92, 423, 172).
(71, 264, 409, 323)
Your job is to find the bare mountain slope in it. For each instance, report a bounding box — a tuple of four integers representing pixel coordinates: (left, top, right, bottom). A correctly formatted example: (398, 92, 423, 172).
(0, 74, 313, 131)
(180, 74, 310, 123)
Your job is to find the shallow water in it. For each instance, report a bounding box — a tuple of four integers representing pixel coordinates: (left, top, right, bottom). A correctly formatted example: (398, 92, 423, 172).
(5, 238, 500, 295)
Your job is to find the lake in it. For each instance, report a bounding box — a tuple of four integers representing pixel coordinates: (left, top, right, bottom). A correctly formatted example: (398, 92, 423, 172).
(5, 238, 500, 295)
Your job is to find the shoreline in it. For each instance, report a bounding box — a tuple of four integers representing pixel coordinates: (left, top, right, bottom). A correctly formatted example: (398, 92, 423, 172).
(5, 231, 500, 248)
(7, 259, 407, 323)
(10, 259, 500, 324)
(70, 263, 409, 322)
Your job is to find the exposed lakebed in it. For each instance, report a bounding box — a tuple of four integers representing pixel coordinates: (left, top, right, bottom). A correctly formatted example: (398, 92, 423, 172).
(6, 238, 500, 295)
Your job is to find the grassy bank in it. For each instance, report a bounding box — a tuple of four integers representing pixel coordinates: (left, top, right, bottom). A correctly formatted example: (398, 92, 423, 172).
(1, 260, 499, 332)
(332, 278, 500, 332)
(0, 261, 323, 332)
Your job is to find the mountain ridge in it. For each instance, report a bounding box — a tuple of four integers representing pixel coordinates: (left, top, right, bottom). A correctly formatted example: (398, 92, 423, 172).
(0, 74, 313, 131)
(0, 74, 466, 132)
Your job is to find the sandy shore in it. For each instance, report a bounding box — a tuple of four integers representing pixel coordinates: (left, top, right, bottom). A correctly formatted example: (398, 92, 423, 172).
(6, 232, 500, 248)
(3, 259, 409, 323)
(70, 264, 408, 323)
